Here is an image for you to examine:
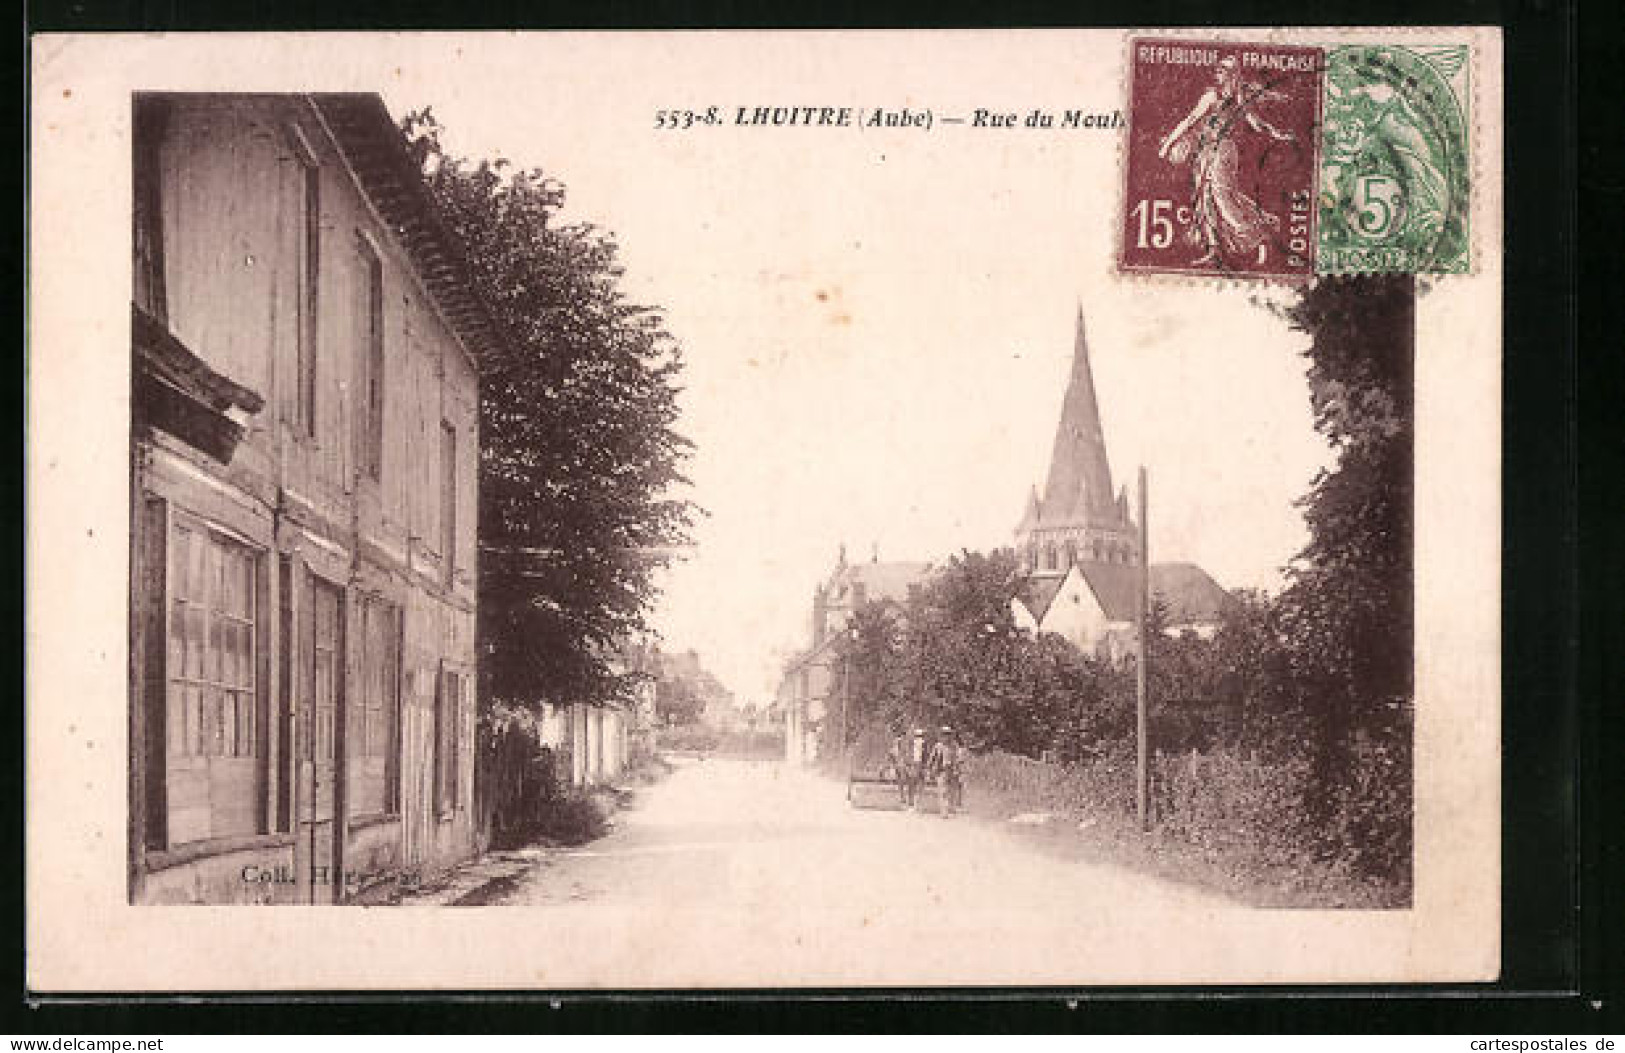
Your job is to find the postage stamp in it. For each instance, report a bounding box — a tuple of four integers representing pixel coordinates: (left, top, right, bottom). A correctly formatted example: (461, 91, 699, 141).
(1119, 39, 1325, 281)
(1318, 44, 1472, 275)
(1120, 38, 1473, 280)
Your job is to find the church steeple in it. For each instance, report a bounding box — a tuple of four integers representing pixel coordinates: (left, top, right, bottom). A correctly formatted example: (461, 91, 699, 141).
(1040, 306, 1119, 525)
(1015, 305, 1138, 573)
(1017, 484, 1042, 531)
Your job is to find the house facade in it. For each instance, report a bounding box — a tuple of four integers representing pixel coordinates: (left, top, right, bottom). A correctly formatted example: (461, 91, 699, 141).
(779, 637, 836, 766)
(128, 93, 491, 904)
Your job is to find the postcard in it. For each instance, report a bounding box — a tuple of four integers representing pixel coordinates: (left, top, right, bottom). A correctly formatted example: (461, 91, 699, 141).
(27, 26, 1501, 989)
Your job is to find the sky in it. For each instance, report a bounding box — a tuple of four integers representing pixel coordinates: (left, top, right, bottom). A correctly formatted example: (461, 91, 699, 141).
(380, 31, 1334, 705)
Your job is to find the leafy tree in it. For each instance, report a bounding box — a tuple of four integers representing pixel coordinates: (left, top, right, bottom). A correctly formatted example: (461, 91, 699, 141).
(826, 601, 908, 753)
(402, 111, 698, 715)
(1021, 633, 1122, 762)
(899, 549, 1028, 747)
(655, 675, 704, 727)
(1280, 275, 1414, 821)
(820, 549, 1142, 762)
(1203, 588, 1303, 753)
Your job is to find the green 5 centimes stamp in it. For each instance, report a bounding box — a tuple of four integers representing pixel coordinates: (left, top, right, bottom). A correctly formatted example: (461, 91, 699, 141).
(1318, 44, 1471, 274)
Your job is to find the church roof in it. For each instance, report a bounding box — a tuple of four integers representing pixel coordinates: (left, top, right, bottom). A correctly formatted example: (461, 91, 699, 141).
(829, 560, 934, 606)
(1080, 562, 1142, 621)
(1015, 575, 1067, 621)
(1150, 562, 1232, 625)
(1016, 561, 1233, 627)
(1035, 307, 1122, 529)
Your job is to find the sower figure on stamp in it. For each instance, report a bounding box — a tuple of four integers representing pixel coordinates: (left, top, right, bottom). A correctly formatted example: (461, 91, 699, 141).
(1158, 54, 1297, 268)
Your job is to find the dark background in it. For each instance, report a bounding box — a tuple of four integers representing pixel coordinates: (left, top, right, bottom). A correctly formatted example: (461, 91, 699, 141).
(13, 0, 1604, 1034)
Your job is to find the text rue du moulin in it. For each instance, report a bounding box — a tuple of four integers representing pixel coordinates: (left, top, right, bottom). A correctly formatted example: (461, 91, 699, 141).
(654, 105, 1124, 131)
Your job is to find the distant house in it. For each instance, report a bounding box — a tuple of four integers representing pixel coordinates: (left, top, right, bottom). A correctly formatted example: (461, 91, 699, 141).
(127, 94, 489, 904)
(1010, 308, 1231, 662)
(653, 647, 733, 726)
(779, 635, 837, 766)
(811, 544, 933, 641)
(781, 545, 933, 764)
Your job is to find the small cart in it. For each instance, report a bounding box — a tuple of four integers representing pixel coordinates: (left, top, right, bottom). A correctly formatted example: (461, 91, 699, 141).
(846, 762, 905, 810)
(846, 762, 946, 812)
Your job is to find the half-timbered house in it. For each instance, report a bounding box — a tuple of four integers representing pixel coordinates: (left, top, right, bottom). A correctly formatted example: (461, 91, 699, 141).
(128, 93, 492, 904)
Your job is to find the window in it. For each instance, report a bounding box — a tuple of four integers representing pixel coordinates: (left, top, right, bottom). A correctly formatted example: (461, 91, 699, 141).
(307, 580, 341, 770)
(290, 127, 321, 437)
(357, 236, 385, 479)
(440, 420, 456, 584)
(349, 597, 400, 816)
(163, 513, 263, 845)
(434, 667, 462, 816)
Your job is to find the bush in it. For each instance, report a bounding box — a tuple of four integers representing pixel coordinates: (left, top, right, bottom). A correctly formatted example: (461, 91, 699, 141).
(534, 792, 610, 846)
(657, 725, 721, 752)
(658, 725, 783, 758)
(710, 729, 784, 759)
(964, 738, 1409, 906)
(625, 751, 675, 784)
(1319, 713, 1413, 886)
(480, 713, 565, 849)
(1153, 746, 1319, 870)
(965, 741, 1138, 819)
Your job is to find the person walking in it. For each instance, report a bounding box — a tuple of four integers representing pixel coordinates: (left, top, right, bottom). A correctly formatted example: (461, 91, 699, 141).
(887, 727, 913, 808)
(928, 726, 965, 817)
(905, 726, 928, 811)
(949, 735, 969, 814)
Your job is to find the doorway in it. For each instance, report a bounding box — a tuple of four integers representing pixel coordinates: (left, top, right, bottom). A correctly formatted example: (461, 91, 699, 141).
(295, 575, 344, 903)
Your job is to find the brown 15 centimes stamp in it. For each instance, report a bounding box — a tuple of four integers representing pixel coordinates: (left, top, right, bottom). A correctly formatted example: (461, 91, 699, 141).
(1120, 39, 1325, 280)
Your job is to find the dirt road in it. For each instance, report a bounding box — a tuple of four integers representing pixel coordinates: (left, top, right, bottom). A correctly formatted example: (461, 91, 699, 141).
(411, 757, 1265, 986)
(481, 757, 1225, 912)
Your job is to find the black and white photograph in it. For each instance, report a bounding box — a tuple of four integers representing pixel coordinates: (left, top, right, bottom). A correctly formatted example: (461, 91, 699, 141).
(27, 28, 1502, 990)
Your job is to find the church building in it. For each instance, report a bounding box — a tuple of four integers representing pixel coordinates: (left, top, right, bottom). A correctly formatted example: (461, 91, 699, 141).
(1011, 308, 1231, 662)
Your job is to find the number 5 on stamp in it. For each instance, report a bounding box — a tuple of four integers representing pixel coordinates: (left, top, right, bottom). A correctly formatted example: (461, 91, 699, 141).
(1318, 44, 1471, 275)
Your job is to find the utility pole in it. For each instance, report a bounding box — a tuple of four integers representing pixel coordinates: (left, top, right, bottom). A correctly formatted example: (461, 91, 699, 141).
(1136, 465, 1151, 832)
(841, 650, 850, 775)
(840, 625, 856, 776)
